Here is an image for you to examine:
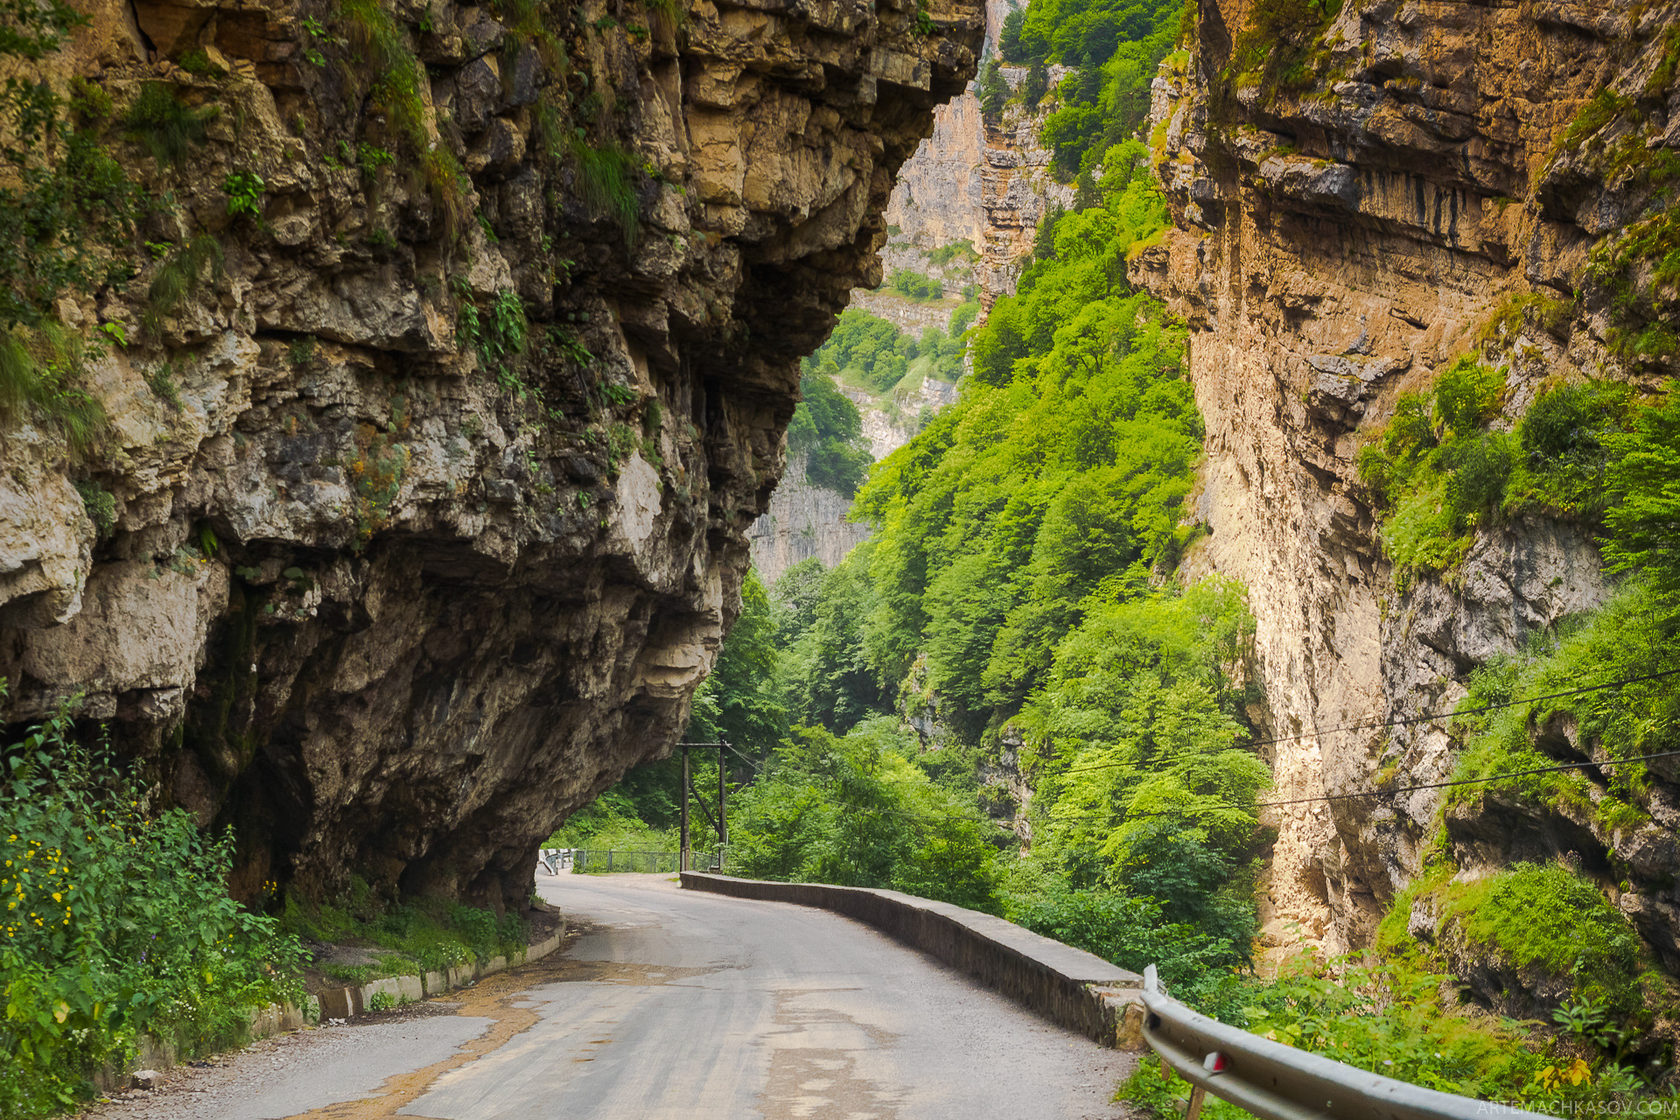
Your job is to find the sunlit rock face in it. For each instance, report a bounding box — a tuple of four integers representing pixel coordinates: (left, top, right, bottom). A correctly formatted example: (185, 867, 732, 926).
(0, 0, 981, 910)
(1136, 0, 1680, 963)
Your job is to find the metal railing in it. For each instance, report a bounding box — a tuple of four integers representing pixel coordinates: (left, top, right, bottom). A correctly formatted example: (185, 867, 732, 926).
(1140, 965, 1547, 1120)
(570, 849, 683, 874)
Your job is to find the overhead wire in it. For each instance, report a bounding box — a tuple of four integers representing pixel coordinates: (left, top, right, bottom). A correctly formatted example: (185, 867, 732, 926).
(1058, 665, 1680, 775)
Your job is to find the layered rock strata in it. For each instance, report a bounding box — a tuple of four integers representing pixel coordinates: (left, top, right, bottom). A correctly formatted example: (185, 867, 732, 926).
(0, 0, 980, 909)
(1135, 0, 1680, 957)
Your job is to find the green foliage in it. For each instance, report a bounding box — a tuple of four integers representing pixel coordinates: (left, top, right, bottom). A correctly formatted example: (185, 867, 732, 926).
(1603, 382, 1680, 608)
(1128, 941, 1664, 1120)
(728, 721, 1005, 913)
(75, 480, 116, 538)
(1356, 358, 1513, 581)
(788, 367, 872, 495)
(979, 57, 1008, 123)
(927, 240, 978, 268)
(1445, 580, 1680, 837)
(222, 170, 264, 218)
(0, 323, 108, 456)
(808, 307, 965, 393)
(1444, 864, 1646, 1013)
(0, 705, 304, 1116)
(459, 288, 530, 397)
(120, 83, 214, 168)
(0, 74, 134, 328)
(776, 550, 889, 729)
(1585, 209, 1680, 367)
(886, 268, 944, 301)
(175, 48, 227, 78)
(279, 887, 525, 977)
(1223, 0, 1340, 107)
(568, 134, 642, 250)
(334, 0, 467, 236)
(949, 299, 981, 335)
(143, 233, 224, 337)
(857, 142, 1196, 715)
(1012, 0, 1180, 176)
(687, 571, 789, 753)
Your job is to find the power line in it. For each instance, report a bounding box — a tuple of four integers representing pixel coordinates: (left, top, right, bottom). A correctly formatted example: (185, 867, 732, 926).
(1059, 666, 1680, 775)
(1045, 748, 1680, 825)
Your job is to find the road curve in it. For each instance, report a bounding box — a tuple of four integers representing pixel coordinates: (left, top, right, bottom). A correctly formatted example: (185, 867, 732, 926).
(410, 873, 1134, 1119)
(78, 872, 1134, 1119)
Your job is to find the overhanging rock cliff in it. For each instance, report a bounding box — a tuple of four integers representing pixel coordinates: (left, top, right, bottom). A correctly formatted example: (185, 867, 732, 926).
(0, 0, 982, 909)
(1135, 0, 1680, 959)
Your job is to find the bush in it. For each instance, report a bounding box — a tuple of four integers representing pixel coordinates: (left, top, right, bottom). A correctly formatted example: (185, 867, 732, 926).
(0, 702, 304, 1116)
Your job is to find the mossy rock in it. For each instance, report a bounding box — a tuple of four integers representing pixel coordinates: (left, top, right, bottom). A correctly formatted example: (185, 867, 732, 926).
(1425, 863, 1646, 1018)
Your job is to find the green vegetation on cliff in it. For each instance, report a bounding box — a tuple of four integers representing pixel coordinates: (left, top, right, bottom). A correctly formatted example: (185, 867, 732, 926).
(0, 699, 304, 1117)
(999, 0, 1182, 177)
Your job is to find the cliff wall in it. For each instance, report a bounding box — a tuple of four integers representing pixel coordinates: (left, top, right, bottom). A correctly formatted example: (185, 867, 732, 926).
(0, 0, 981, 909)
(1135, 0, 1680, 958)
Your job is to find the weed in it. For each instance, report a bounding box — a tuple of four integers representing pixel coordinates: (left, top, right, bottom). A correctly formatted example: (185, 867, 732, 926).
(176, 47, 227, 78)
(0, 322, 107, 455)
(143, 233, 224, 336)
(146, 362, 183, 410)
(347, 423, 410, 543)
(0, 707, 304, 1114)
(223, 169, 265, 218)
(75, 479, 117, 537)
(568, 132, 642, 249)
(357, 142, 394, 177)
(459, 288, 531, 397)
(287, 336, 317, 366)
(121, 82, 216, 167)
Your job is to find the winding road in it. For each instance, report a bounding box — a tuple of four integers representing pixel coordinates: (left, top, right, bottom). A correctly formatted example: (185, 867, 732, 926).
(82, 873, 1134, 1120)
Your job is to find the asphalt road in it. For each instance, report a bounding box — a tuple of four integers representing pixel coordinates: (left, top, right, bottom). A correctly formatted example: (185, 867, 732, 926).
(81, 872, 1134, 1120)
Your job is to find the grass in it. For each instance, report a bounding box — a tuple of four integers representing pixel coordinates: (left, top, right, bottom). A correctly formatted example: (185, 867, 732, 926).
(280, 881, 528, 980)
(120, 82, 215, 167)
(337, 0, 469, 237)
(569, 134, 642, 250)
(0, 322, 107, 456)
(1438, 864, 1646, 1011)
(143, 233, 224, 336)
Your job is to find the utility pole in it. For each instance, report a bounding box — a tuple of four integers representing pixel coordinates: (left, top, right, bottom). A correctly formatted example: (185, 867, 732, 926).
(676, 742, 729, 872)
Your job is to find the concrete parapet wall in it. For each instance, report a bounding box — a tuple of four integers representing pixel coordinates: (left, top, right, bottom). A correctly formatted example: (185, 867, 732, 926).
(679, 872, 1145, 1048)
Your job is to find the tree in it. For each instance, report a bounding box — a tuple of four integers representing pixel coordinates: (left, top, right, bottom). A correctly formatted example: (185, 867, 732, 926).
(979, 58, 1008, 123)
(686, 571, 788, 756)
(999, 6, 1028, 62)
(1023, 59, 1049, 109)
(1604, 382, 1680, 612)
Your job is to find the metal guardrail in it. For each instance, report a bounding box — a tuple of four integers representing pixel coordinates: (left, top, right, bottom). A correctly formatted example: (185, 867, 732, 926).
(571, 849, 685, 873)
(1140, 965, 1548, 1120)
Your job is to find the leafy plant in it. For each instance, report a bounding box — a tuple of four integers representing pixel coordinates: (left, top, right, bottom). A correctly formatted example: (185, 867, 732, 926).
(0, 702, 305, 1116)
(222, 170, 265, 218)
(74, 480, 116, 538)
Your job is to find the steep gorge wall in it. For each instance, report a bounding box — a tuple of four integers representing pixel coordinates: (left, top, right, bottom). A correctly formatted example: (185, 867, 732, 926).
(1135, 0, 1680, 959)
(0, 0, 981, 909)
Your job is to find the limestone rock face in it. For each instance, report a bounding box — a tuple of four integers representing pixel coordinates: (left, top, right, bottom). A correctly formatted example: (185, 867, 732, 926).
(747, 376, 955, 583)
(1135, 0, 1680, 956)
(0, 0, 981, 909)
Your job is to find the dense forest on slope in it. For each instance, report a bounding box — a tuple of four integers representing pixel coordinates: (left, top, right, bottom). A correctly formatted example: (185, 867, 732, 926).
(563, 0, 1680, 1112)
